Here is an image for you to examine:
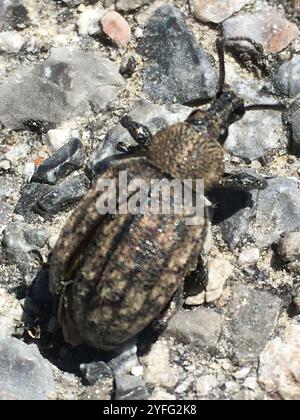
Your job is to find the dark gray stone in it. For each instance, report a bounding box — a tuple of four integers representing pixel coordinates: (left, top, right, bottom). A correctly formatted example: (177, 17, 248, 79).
(35, 175, 89, 218)
(31, 138, 84, 185)
(229, 285, 281, 364)
(114, 374, 148, 400)
(137, 5, 217, 104)
(107, 339, 140, 375)
(289, 107, 300, 154)
(0, 47, 125, 129)
(1, 222, 49, 284)
(16, 175, 89, 220)
(167, 308, 222, 349)
(0, 337, 55, 400)
(273, 55, 300, 97)
(80, 361, 113, 386)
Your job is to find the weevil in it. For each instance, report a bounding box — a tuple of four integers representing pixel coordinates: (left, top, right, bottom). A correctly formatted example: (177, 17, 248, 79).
(49, 39, 285, 351)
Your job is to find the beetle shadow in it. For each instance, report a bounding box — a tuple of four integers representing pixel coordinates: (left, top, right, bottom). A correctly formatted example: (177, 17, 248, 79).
(208, 186, 255, 224)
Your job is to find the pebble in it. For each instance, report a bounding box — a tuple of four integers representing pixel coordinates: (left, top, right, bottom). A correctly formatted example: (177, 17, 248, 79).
(2, 222, 46, 282)
(119, 55, 136, 79)
(80, 361, 113, 386)
(116, 0, 150, 12)
(137, 5, 217, 104)
(229, 285, 281, 364)
(141, 340, 179, 388)
(0, 289, 22, 338)
(259, 319, 300, 400)
(107, 339, 141, 375)
(0, 47, 125, 129)
(278, 232, 300, 262)
(190, 0, 251, 24)
(15, 175, 89, 220)
(76, 5, 104, 36)
(225, 109, 286, 161)
(167, 308, 222, 349)
(243, 377, 257, 391)
(100, 11, 131, 48)
(31, 139, 84, 185)
(195, 375, 218, 397)
(206, 258, 234, 303)
(289, 108, 300, 154)
(238, 248, 260, 266)
(223, 5, 299, 55)
(0, 31, 24, 53)
(0, 337, 55, 400)
(47, 128, 71, 150)
(114, 374, 148, 400)
(251, 178, 300, 247)
(4, 2, 30, 30)
(272, 55, 300, 98)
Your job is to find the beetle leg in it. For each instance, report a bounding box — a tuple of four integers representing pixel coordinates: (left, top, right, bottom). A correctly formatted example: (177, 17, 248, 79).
(184, 252, 207, 299)
(120, 115, 152, 147)
(148, 284, 184, 336)
(219, 172, 268, 191)
(116, 141, 144, 155)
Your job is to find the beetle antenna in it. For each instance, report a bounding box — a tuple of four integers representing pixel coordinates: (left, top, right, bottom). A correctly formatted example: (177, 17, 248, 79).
(216, 38, 226, 96)
(244, 103, 287, 112)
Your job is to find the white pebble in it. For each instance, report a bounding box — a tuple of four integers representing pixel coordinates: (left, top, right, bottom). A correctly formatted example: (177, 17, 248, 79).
(131, 365, 144, 377)
(0, 31, 24, 53)
(23, 162, 35, 183)
(238, 248, 260, 266)
(77, 7, 104, 36)
(47, 129, 70, 150)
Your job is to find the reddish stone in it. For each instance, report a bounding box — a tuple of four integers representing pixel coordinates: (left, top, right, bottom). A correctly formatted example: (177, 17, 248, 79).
(101, 11, 131, 48)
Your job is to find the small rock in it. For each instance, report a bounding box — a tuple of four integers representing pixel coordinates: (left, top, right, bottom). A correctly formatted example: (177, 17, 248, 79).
(278, 232, 300, 262)
(0, 337, 55, 400)
(185, 291, 205, 306)
(4, 2, 30, 30)
(116, 0, 150, 12)
(107, 339, 140, 375)
(243, 377, 257, 391)
(259, 319, 300, 400)
(167, 308, 222, 349)
(101, 11, 131, 48)
(229, 285, 281, 364)
(47, 129, 71, 150)
(141, 340, 179, 388)
(196, 375, 218, 397)
(119, 55, 136, 79)
(190, 0, 252, 24)
(223, 6, 299, 54)
(251, 177, 300, 247)
(2, 222, 45, 282)
(238, 248, 260, 266)
(232, 367, 251, 380)
(149, 388, 176, 400)
(0, 31, 24, 53)
(206, 258, 234, 303)
(272, 55, 300, 98)
(0, 47, 125, 129)
(137, 5, 217, 104)
(77, 5, 104, 36)
(16, 175, 89, 220)
(34, 175, 89, 218)
(136, 0, 165, 26)
(225, 380, 240, 394)
(80, 361, 113, 386)
(225, 109, 286, 161)
(290, 108, 300, 154)
(23, 228, 51, 248)
(114, 375, 148, 400)
(0, 289, 22, 338)
(31, 139, 84, 185)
